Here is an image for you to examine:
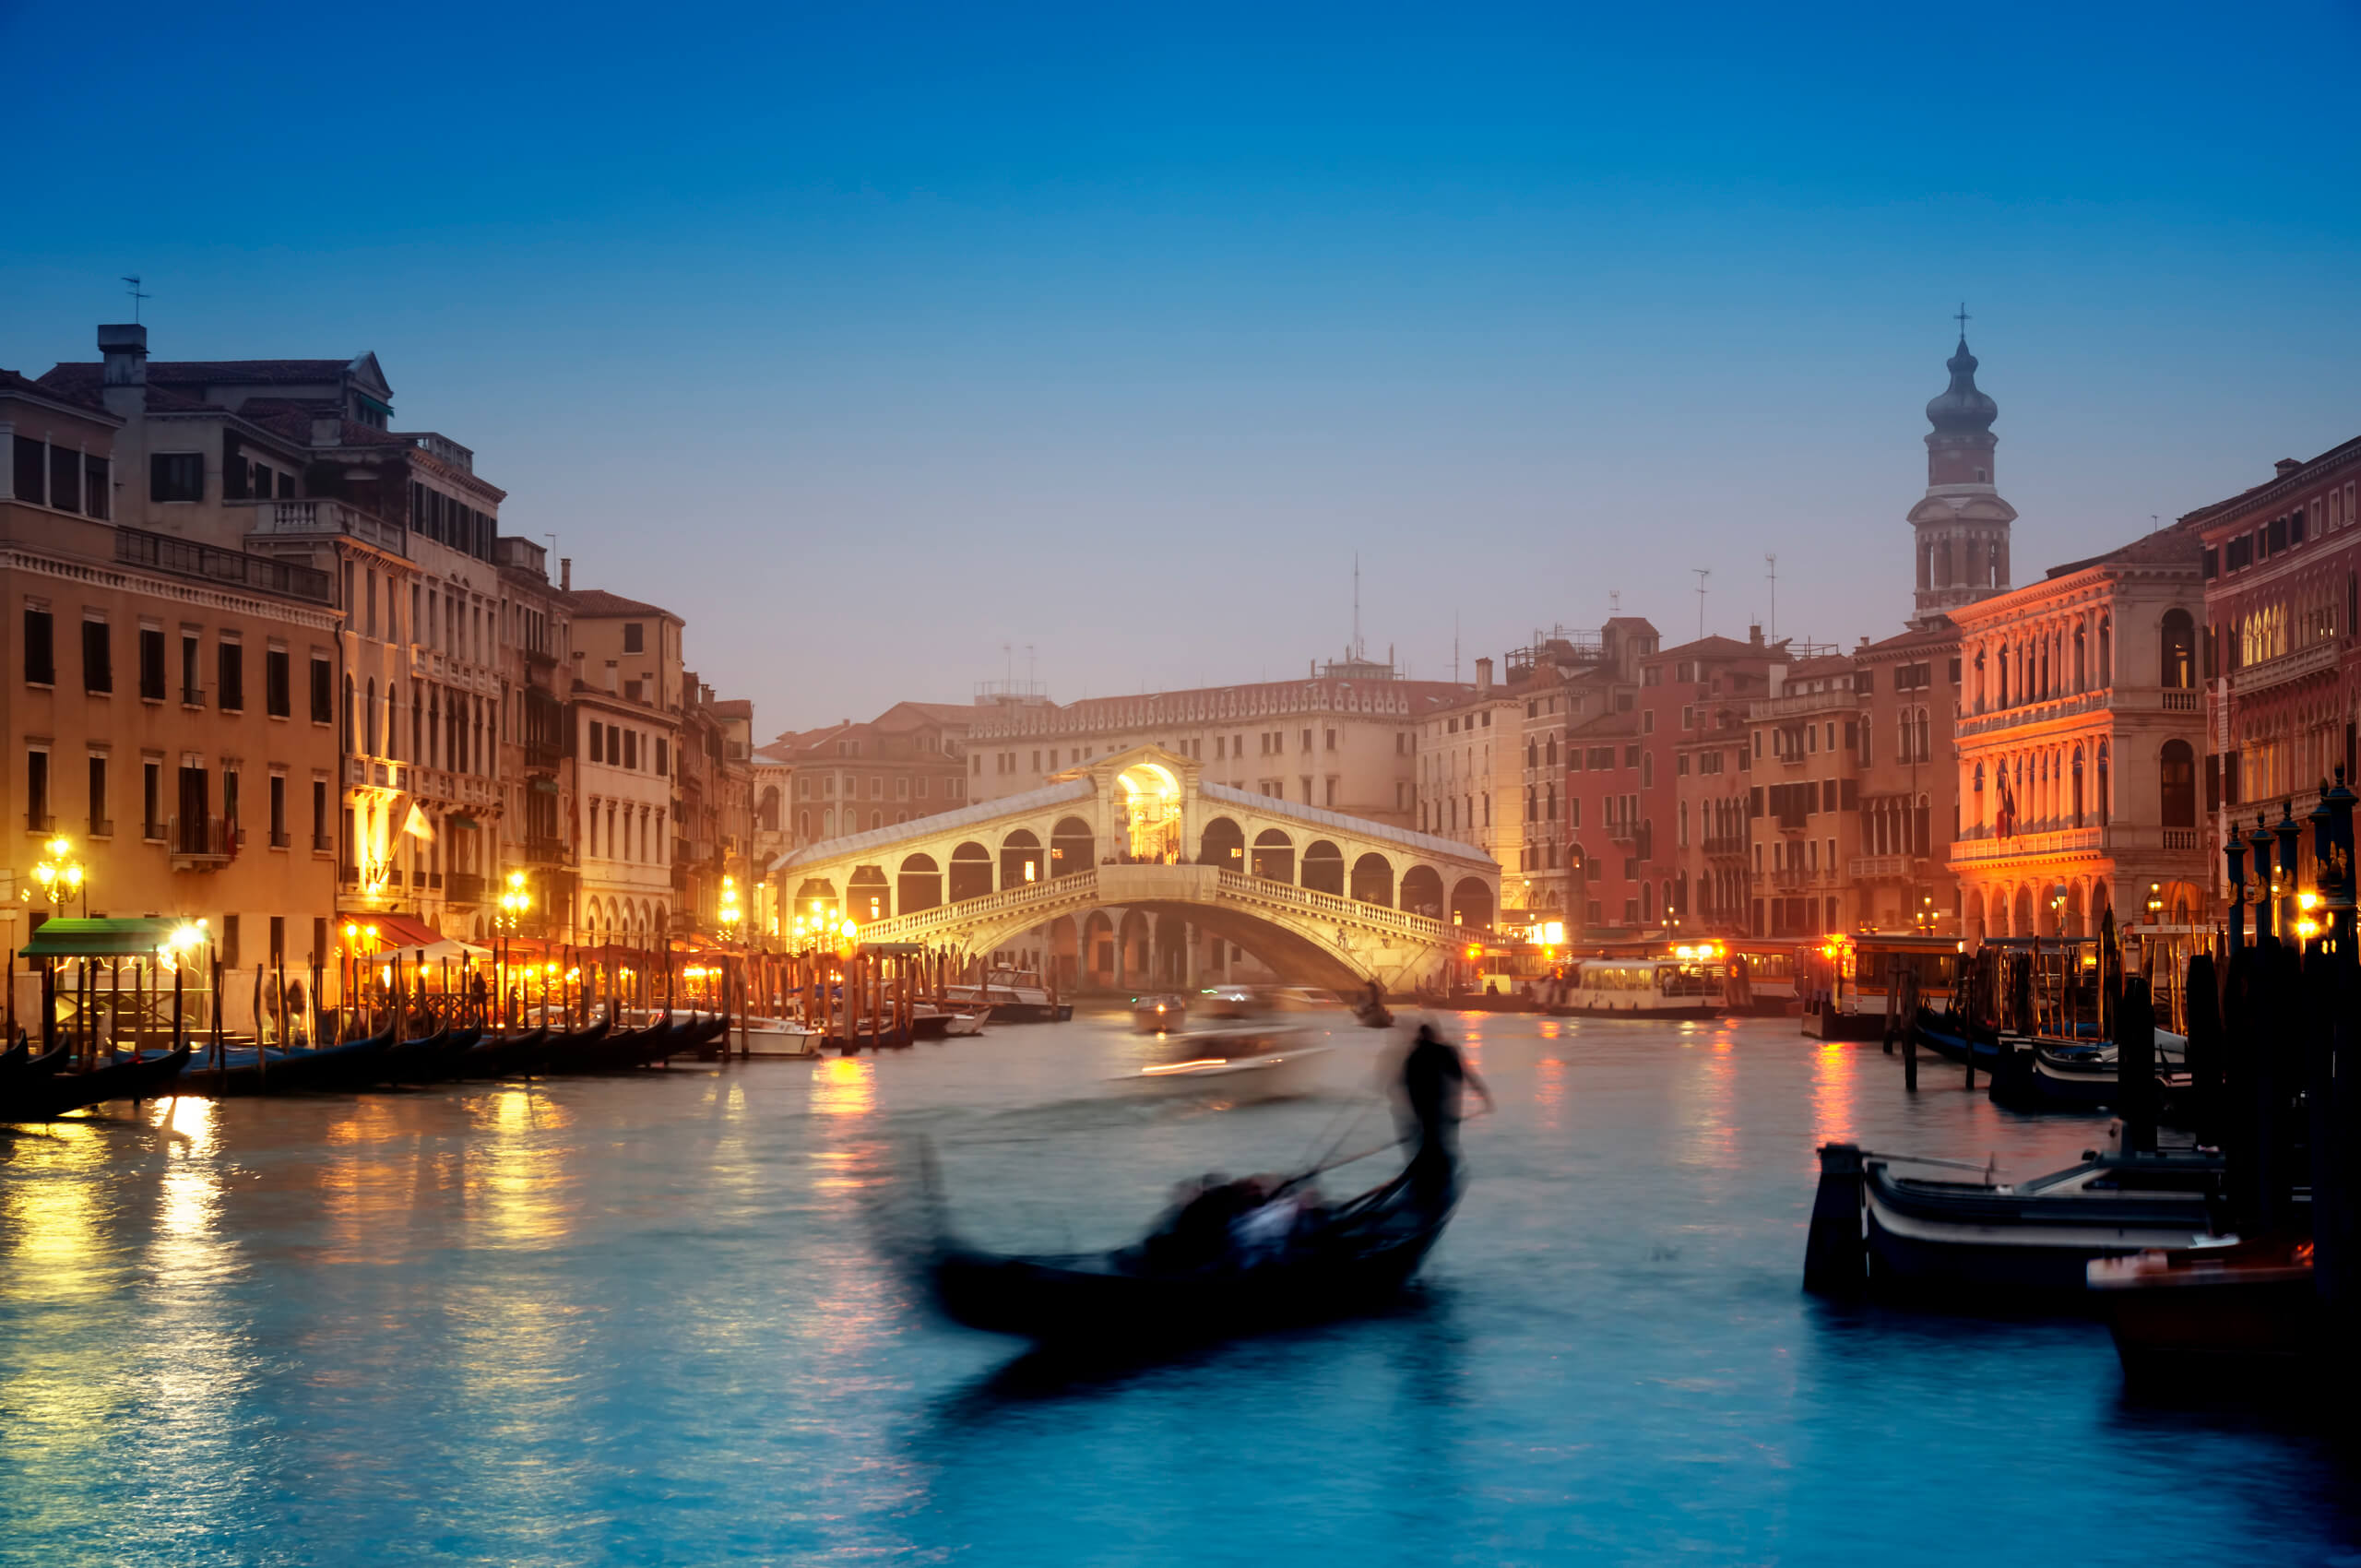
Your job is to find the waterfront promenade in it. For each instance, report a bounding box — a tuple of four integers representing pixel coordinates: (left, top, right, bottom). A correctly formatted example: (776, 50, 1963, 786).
(0, 1014, 2351, 1564)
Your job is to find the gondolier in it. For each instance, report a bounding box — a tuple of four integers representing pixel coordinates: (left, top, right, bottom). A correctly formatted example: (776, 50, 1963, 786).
(1400, 1024, 1491, 1198)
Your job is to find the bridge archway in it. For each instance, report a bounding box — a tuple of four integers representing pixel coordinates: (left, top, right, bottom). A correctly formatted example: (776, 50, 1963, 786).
(949, 842, 992, 901)
(1001, 829, 1044, 889)
(794, 877, 837, 923)
(848, 866, 891, 923)
(1083, 911, 1117, 985)
(1350, 852, 1394, 907)
(1048, 914, 1080, 990)
(1401, 865, 1443, 919)
(1201, 816, 1244, 873)
(1302, 839, 1344, 895)
(1451, 877, 1494, 930)
(1251, 828, 1294, 884)
(897, 852, 942, 914)
(1050, 816, 1094, 878)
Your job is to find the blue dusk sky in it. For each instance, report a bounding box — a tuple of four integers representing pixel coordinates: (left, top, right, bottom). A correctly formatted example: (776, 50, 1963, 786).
(6, 1, 2358, 732)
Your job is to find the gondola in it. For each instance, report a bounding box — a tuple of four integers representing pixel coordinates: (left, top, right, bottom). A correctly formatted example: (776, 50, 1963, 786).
(1352, 1001, 1394, 1029)
(926, 1150, 1458, 1348)
(0, 1039, 68, 1089)
(381, 1027, 457, 1085)
(1910, 1007, 2010, 1073)
(531, 1018, 613, 1074)
(2, 1047, 192, 1120)
(457, 1027, 548, 1078)
(177, 1028, 397, 1097)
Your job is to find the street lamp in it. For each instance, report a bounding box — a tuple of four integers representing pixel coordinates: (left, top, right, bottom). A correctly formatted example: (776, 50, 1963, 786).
(718, 874, 742, 940)
(1915, 893, 1936, 935)
(31, 835, 84, 915)
(2146, 882, 2164, 921)
(497, 869, 531, 931)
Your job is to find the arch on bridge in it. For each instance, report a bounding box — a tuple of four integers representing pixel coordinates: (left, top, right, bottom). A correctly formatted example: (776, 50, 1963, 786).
(1154, 912, 1190, 987)
(848, 866, 891, 923)
(1001, 829, 1044, 889)
(949, 842, 993, 901)
(896, 852, 942, 915)
(1251, 828, 1294, 883)
(1050, 816, 1094, 878)
(1119, 763, 1182, 861)
(1349, 852, 1394, 908)
(1401, 865, 1443, 919)
(793, 877, 838, 923)
(1452, 877, 1494, 931)
(1201, 815, 1245, 873)
(1119, 910, 1153, 982)
(1048, 914, 1080, 990)
(1301, 839, 1345, 896)
(1084, 911, 1117, 986)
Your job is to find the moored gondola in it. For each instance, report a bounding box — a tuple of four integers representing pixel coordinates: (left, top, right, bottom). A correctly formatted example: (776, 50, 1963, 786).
(3, 1046, 193, 1119)
(926, 1152, 1458, 1348)
(531, 1018, 614, 1074)
(177, 1028, 396, 1097)
(457, 1027, 548, 1078)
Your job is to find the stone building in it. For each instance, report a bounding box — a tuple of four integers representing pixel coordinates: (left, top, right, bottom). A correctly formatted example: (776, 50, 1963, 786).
(3, 367, 343, 973)
(1744, 654, 1863, 936)
(1947, 526, 2208, 937)
(1908, 325, 2016, 626)
(2189, 435, 2361, 926)
(1415, 656, 1520, 927)
(1851, 620, 1963, 933)
(1648, 630, 1786, 939)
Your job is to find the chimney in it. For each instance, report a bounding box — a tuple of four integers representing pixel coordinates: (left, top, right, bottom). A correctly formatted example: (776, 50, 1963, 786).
(97, 323, 147, 418)
(2275, 457, 2303, 479)
(1476, 656, 1493, 694)
(560, 557, 573, 592)
(1749, 623, 1763, 647)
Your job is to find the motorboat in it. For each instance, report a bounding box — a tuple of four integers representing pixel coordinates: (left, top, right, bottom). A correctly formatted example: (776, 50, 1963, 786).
(1196, 984, 1260, 1020)
(735, 1016, 824, 1056)
(1130, 994, 1189, 1033)
(943, 968, 1072, 1024)
(1545, 957, 1723, 1019)
(1806, 1140, 2231, 1301)
(1117, 1025, 1334, 1100)
(940, 1008, 990, 1038)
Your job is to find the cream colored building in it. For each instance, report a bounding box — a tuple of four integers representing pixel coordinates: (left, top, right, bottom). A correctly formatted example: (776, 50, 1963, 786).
(1415, 657, 1521, 926)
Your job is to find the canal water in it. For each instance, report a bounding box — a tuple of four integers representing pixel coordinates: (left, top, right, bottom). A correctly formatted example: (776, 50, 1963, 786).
(2, 1013, 2355, 1565)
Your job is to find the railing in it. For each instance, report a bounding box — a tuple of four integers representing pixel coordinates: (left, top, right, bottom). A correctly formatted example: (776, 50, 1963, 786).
(26, 811, 53, 832)
(169, 814, 234, 870)
(1215, 868, 1452, 941)
(313, 832, 335, 853)
(2161, 689, 2200, 711)
(240, 498, 409, 557)
(1848, 854, 1914, 880)
(347, 755, 406, 791)
(1702, 835, 1747, 857)
(1946, 823, 2204, 864)
(268, 828, 290, 849)
(2163, 827, 2200, 849)
(446, 872, 484, 904)
(1771, 868, 1814, 891)
(89, 818, 113, 838)
(1955, 687, 2117, 739)
(182, 684, 206, 707)
(525, 835, 565, 864)
(2226, 639, 2339, 698)
(115, 524, 336, 602)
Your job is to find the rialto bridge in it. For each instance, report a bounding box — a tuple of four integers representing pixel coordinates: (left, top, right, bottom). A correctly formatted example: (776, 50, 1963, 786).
(763, 746, 1501, 992)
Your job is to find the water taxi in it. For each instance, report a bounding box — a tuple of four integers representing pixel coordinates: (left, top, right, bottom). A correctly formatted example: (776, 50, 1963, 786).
(1546, 956, 1724, 1018)
(943, 968, 1073, 1024)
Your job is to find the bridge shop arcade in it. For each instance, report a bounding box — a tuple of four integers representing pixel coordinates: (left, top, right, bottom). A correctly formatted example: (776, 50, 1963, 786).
(765, 746, 1502, 995)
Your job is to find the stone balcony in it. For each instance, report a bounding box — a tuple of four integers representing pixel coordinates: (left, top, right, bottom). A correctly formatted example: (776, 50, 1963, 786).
(2225, 639, 2340, 699)
(1948, 822, 2201, 867)
(239, 497, 409, 556)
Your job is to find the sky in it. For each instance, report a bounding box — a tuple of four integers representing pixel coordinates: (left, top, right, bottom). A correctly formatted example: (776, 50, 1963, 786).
(6, 1, 2359, 734)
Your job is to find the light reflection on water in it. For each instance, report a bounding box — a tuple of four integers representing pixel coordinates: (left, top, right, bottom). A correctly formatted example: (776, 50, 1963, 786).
(0, 1015, 2352, 1565)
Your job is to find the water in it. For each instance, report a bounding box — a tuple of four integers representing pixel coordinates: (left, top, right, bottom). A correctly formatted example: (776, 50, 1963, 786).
(2, 1013, 2355, 1566)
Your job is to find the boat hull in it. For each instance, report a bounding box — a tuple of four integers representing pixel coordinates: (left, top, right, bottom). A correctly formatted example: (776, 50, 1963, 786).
(1861, 1158, 2222, 1301)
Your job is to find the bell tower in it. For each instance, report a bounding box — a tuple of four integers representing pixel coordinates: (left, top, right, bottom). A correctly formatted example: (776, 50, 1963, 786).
(1907, 308, 2016, 626)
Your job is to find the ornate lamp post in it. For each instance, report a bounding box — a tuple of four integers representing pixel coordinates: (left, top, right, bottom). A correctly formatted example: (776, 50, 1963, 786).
(31, 835, 85, 918)
(495, 871, 531, 1027)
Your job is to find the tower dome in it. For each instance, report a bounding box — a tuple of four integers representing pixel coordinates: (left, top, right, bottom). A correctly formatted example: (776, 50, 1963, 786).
(1925, 336, 1999, 435)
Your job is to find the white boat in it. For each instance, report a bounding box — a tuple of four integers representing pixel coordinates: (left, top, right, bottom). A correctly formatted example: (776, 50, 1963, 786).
(943, 968, 1074, 1024)
(1547, 957, 1725, 1019)
(735, 1016, 824, 1057)
(941, 1008, 991, 1038)
(1117, 1025, 1334, 1100)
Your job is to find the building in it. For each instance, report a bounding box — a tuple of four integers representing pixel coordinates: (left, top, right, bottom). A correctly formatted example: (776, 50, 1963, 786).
(1851, 621, 1963, 932)
(564, 588, 683, 946)
(676, 682, 755, 938)
(1649, 630, 1787, 939)
(1506, 630, 1613, 925)
(1948, 527, 2210, 937)
(1416, 657, 1522, 924)
(495, 541, 574, 943)
(2189, 435, 2361, 927)
(763, 701, 975, 846)
(1551, 618, 1668, 939)
(3, 366, 343, 975)
(966, 654, 1464, 829)
(1745, 654, 1863, 936)
(1908, 324, 2017, 626)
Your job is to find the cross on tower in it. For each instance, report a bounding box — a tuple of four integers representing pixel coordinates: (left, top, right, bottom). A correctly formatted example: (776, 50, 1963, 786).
(1953, 301, 1970, 339)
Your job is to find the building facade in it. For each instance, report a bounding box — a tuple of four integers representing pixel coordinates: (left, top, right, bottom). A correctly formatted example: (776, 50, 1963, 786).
(1948, 528, 2210, 939)
(1745, 654, 1863, 937)
(1851, 620, 1962, 933)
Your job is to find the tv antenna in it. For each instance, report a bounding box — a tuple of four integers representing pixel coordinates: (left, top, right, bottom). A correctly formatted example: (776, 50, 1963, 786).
(1764, 553, 1778, 641)
(1692, 567, 1710, 639)
(1453, 612, 1461, 683)
(1351, 552, 1363, 660)
(121, 275, 149, 323)
(1609, 588, 1620, 616)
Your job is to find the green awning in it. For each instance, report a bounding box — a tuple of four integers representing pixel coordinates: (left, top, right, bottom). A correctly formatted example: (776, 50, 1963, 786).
(18, 917, 181, 958)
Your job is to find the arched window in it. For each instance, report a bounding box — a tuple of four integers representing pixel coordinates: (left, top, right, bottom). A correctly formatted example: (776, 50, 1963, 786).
(2073, 624, 2087, 692)
(1914, 707, 1929, 765)
(2098, 614, 2112, 685)
(364, 677, 378, 754)
(2071, 745, 2085, 828)
(2159, 739, 2194, 827)
(1545, 736, 1558, 766)
(2161, 609, 2196, 689)
(2097, 742, 2111, 826)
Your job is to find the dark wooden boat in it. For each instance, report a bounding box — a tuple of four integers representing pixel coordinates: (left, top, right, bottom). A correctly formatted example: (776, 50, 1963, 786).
(624, 1016, 718, 1068)
(4, 1047, 193, 1119)
(1353, 1002, 1394, 1028)
(2088, 1236, 2317, 1385)
(177, 1029, 396, 1097)
(458, 1027, 548, 1078)
(928, 1155, 1457, 1347)
(531, 1019, 613, 1074)
(0, 1039, 69, 1088)
(0, 1037, 28, 1077)
(1911, 1008, 2010, 1072)
(381, 1028, 457, 1084)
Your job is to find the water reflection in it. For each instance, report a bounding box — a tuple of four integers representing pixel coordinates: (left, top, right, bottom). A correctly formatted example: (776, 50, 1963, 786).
(812, 1055, 875, 1119)
(1808, 1040, 1858, 1156)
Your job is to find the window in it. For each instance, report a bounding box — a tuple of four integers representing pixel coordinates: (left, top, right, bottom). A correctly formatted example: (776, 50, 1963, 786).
(269, 774, 288, 847)
(148, 451, 204, 503)
(181, 633, 201, 704)
(23, 609, 53, 685)
(26, 748, 51, 830)
(266, 648, 291, 717)
(2161, 609, 2196, 690)
(87, 754, 108, 835)
(623, 623, 645, 653)
(136, 626, 164, 699)
(310, 656, 334, 723)
(218, 640, 244, 711)
(222, 915, 241, 973)
(145, 762, 163, 838)
(2160, 740, 2196, 828)
(624, 731, 638, 769)
(656, 738, 669, 776)
(81, 619, 112, 694)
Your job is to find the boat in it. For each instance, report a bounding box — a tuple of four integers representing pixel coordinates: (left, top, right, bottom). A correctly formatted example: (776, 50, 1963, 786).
(926, 1150, 1457, 1348)
(1196, 984, 1259, 1020)
(940, 1008, 990, 1039)
(1910, 1008, 2011, 1073)
(2088, 1237, 2317, 1385)
(1117, 1026, 1334, 1100)
(1800, 932, 1963, 1041)
(1805, 1140, 2231, 1301)
(1545, 956, 1724, 1019)
(529, 1018, 612, 1074)
(177, 1030, 397, 1096)
(1130, 994, 1190, 1033)
(3, 1046, 193, 1119)
(943, 968, 1071, 1024)
(1353, 1001, 1394, 1028)
(457, 1027, 548, 1078)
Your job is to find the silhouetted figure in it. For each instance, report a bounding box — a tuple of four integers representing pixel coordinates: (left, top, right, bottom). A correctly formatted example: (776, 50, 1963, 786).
(1400, 1023, 1491, 1201)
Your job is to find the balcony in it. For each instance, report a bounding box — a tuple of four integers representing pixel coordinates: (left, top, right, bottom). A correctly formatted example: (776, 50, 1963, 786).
(269, 828, 291, 849)
(88, 818, 113, 838)
(1948, 822, 2204, 867)
(1770, 867, 1815, 891)
(240, 498, 409, 558)
(313, 832, 336, 853)
(2226, 639, 2339, 699)
(116, 523, 336, 603)
(524, 835, 566, 865)
(346, 755, 407, 792)
(1849, 853, 1916, 880)
(1702, 835, 1747, 858)
(525, 643, 558, 671)
(445, 872, 484, 905)
(182, 685, 206, 707)
(169, 814, 235, 871)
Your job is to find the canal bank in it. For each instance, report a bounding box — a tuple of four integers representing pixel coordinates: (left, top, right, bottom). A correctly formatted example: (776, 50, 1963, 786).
(1, 1013, 2353, 1565)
